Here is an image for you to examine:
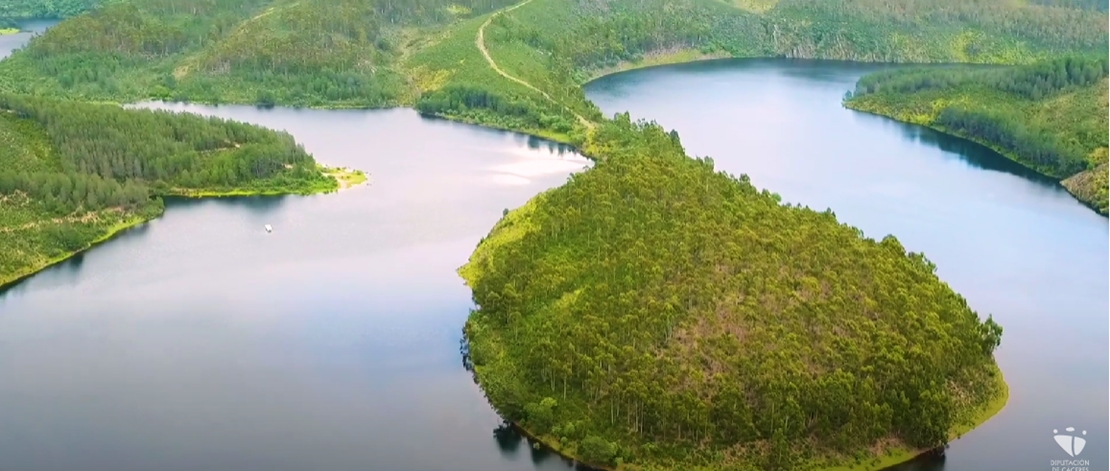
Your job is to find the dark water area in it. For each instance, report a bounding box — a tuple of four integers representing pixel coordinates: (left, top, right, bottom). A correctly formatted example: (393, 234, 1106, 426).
(0, 19, 56, 60)
(0, 56, 1105, 471)
(586, 58, 1109, 471)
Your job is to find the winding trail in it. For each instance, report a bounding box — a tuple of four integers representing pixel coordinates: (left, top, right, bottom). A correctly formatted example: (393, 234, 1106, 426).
(476, 0, 593, 128)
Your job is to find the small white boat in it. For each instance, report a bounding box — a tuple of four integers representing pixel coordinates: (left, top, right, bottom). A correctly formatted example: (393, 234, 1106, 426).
(264, 224, 273, 233)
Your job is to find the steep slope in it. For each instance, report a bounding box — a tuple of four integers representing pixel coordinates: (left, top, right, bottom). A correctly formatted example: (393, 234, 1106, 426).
(0, 0, 519, 106)
(461, 116, 1007, 471)
(844, 57, 1109, 214)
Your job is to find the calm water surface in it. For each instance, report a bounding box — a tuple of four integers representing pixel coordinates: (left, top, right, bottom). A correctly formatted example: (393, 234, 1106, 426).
(0, 53, 1105, 471)
(0, 20, 56, 59)
(0, 106, 590, 471)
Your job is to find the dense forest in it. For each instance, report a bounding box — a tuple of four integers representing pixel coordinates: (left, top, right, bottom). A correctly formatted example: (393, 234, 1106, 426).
(461, 115, 1007, 471)
(845, 57, 1109, 214)
(0, 0, 101, 24)
(0, 95, 338, 287)
(0, 0, 1104, 132)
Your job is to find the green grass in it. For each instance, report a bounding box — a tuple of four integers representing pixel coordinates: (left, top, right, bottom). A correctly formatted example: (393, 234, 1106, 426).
(0, 193, 161, 288)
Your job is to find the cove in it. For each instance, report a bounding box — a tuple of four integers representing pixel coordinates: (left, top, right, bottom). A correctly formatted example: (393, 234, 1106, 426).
(0, 20, 55, 59)
(0, 58, 1104, 471)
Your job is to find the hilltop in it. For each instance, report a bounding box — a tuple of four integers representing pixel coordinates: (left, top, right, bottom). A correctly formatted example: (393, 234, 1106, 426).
(0, 95, 344, 287)
(845, 57, 1109, 214)
(460, 116, 1007, 470)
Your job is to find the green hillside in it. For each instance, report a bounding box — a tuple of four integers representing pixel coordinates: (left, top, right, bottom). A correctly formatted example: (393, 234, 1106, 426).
(845, 57, 1109, 214)
(0, 0, 101, 27)
(461, 116, 1007, 471)
(0, 95, 343, 287)
(0, 0, 1105, 125)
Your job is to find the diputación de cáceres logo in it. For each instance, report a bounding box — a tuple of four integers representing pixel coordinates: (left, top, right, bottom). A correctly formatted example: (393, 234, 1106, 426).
(1050, 427, 1089, 471)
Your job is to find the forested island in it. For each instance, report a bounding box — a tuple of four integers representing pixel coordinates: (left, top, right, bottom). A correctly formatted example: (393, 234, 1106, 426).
(846, 57, 1109, 214)
(0, 95, 351, 288)
(461, 115, 1008, 471)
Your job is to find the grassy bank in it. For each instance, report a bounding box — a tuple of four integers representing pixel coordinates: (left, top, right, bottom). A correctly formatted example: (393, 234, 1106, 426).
(0, 212, 155, 289)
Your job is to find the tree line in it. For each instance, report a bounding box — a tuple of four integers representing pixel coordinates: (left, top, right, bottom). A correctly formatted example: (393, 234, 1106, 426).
(851, 56, 1108, 101)
(0, 94, 330, 192)
(0, 93, 335, 286)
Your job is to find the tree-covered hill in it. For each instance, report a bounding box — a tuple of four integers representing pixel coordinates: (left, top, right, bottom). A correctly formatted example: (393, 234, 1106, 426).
(0, 0, 1104, 120)
(0, 95, 340, 287)
(844, 57, 1109, 214)
(460, 115, 1007, 471)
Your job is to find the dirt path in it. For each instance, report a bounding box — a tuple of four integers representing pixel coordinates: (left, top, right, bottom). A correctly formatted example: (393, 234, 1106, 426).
(476, 0, 593, 128)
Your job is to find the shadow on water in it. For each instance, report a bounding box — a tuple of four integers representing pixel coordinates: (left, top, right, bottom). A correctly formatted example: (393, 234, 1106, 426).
(856, 112, 1062, 187)
(494, 422, 524, 456)
(467, 331, 603, 471)
(879, 446, 947, 471)
(0, 196, 284, 298)
(163, 194, 290, 215)
(416, 113, 577, 155)
(0, 220, 153, 298)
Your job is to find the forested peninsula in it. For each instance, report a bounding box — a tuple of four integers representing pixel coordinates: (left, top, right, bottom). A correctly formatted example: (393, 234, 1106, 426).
(846, 57, 1109, 215)
(0, 95, 350, 288)
(461, 115, 1008, 471)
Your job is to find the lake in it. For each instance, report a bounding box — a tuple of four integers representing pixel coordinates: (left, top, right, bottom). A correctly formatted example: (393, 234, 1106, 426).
(0, 20, 56, 59)
(0, 55, 1105, 471)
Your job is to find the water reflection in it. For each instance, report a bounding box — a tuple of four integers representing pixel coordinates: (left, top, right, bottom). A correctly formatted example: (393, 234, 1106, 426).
(165, 195, 291, 215)
(858, 112, 1062, 185)
(0, 19, 58, 59)
(882, 448, 946, 471)
(494, 422, 524, 455)
(0, 220, 157, 298)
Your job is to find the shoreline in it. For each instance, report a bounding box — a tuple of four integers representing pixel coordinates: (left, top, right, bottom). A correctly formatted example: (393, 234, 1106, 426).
(0, 214, 157, 291)
(843, 101, 1108, 217)
(0, 167, 364, 291)
(489, 368, 1009, 471)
